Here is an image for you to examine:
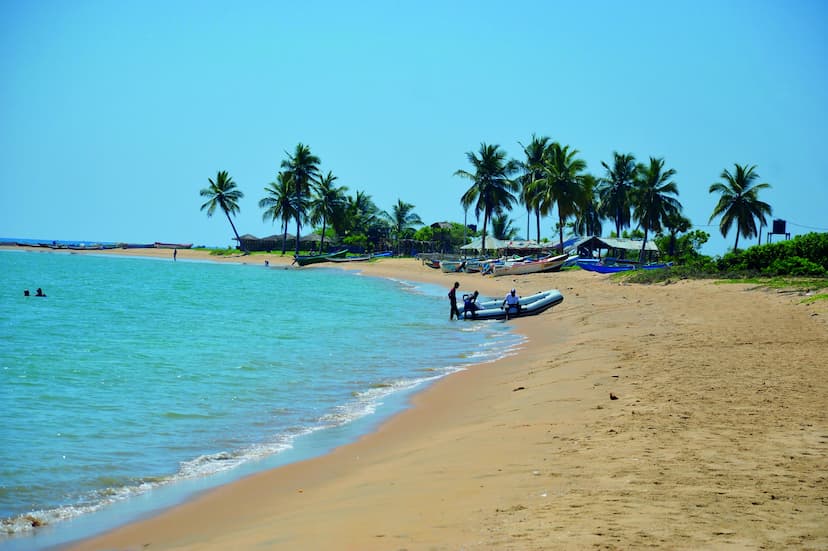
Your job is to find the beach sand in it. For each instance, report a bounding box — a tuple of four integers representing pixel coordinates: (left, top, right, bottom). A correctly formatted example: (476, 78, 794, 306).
(13, 247, 827, 549)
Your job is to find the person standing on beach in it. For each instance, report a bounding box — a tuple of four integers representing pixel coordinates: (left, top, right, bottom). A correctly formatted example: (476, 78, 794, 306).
(448, 281, 460, 320)
(173, 248, 177, 261)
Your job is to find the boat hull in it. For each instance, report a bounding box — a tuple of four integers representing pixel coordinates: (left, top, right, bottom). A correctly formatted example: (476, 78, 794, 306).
(491, 254, 568, 277)
(461, 289, 564, 321)
(294, 249, 348, 266)
(578, 261, 671, 273)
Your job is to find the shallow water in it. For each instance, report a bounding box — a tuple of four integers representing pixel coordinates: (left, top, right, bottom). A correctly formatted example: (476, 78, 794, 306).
(0, 250, 523, 548)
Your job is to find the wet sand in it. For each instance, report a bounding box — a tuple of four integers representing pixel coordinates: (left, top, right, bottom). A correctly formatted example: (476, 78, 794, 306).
(13, 247, 827, 549)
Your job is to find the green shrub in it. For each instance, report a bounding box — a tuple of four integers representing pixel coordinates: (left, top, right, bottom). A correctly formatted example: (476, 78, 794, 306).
(763, 256, 826, 277)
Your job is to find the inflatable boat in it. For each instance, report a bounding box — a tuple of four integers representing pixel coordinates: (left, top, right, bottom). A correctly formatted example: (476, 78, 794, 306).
(461, 289, 564, 321)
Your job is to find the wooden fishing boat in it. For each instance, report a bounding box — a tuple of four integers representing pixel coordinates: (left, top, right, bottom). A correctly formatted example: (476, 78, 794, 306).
(490, 253, 569, 277)
(154, 242, 193, 249)
(578, 260, 672, 273)
(293, 249, 348, 266)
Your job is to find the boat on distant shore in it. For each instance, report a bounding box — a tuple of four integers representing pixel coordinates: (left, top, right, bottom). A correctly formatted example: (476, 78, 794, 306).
(461, 288, 564, 320)
(578, 260, 672, 273)
(490, 253, 569, 277)
(328, 253, 372, 263)
(293, 249, 348, 266)
(154, 242, 193, 249)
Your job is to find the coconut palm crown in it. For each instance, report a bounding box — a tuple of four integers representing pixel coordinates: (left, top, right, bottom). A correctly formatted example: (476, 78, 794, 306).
(708, 163, 772, 251)
(259, 171, 297, 254)
(281, 143, 321, 254)
(200, 170, 246, 252)
(597, 152, 637, 237)
(310, 171, 348, 253)
(455, 143, 519, 252)
(631, 157, 682, 263)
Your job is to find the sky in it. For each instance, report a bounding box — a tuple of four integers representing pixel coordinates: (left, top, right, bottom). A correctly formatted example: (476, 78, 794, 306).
(2, 0, 827, 255)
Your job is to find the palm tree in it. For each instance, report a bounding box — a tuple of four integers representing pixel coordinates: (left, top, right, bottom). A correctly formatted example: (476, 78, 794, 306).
(310, 171, 348, 253)
(491, 212, 519, 240)
(597, 152, 637, 237)
(281, 143, 321, 254)
(662, 210, 692, 257)
(455, 143, 519, 252)
(572, 173, 603, 237)
(631, 157, 682, 263)
(259, 171, 296, 254)
(518, 135, 551, 242)
(708, 163, 772, 251)
(535, 142, 587, 251)
(199, 170, 246, 252)
(384, 199, 423, 253)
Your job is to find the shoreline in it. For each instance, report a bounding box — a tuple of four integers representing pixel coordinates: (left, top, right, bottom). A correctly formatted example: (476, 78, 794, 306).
(7, 246, 828, 549)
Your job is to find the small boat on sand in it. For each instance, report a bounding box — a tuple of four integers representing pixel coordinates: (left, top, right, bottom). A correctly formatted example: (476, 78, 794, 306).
(578, 260, 672, 273)
(491, 253, 569, 277)
(293, 249, 348, 266)
(460, 288, 564, 320)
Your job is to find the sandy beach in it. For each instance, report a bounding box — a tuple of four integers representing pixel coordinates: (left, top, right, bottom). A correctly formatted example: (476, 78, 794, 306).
(12, 247, 827, 549)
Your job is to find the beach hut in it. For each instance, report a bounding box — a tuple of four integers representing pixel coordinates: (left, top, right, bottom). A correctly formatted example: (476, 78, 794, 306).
(569, 236, 661, 262)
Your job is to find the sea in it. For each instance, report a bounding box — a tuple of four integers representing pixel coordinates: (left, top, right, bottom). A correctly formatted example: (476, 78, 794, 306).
(0, 248, 524, 550)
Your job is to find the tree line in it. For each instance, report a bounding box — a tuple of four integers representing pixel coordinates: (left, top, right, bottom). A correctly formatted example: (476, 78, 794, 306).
(455, 136, 772, 263)
(200, 138, 774, 259)
(199, 143, 423, 254)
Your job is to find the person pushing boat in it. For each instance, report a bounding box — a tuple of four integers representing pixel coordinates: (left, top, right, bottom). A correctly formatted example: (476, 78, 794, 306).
(502, 288, 521, 319)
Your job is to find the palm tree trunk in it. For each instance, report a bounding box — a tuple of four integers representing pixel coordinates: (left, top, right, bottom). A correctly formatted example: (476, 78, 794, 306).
(526, 207, 530, 241)
(558, 214, 565, 253)
(320, 218, 327, 253)
(481, 211, 489, 253)
(224, 210, 246, 253)
(281, 219, 288, 254)
(640, 228, 649, 264)
(734, 232, 740, 252)
(535, 211, 541, 243)
(295, 216, 301, 255)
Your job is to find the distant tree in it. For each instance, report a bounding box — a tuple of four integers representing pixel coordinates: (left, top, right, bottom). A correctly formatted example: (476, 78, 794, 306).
(455, 143, 519, 252)
(518, 134, 551, 242)
(708, 163, 772, 251)
(199, 170, 246, 252)
(384, 199, 423, 253)
(310, 171, 348, 253)
(631, 157, 682, 263)
(597, 152, 637, 237)
(259, 171, 297, 254)
(572, 173, 603, 237)
(535, 142, 587, 251)
(661, 210, 692, 257)
(281, 143, 321, 254)
(491, 212, 519, 240)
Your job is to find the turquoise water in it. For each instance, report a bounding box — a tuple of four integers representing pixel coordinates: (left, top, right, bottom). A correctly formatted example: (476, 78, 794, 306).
(0, 250, 523, 549)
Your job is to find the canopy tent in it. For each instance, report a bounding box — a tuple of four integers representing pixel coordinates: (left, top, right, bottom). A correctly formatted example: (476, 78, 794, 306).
(460, 236, 513, 251)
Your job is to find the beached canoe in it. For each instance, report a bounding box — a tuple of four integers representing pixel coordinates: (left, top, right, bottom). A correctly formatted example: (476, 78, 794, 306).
(491, 253, 569, 277)
(461, 288, 564, 321)
(578, 260, 672, 273)
(293, 249, 348, 266)
(154, 242, 193, 249)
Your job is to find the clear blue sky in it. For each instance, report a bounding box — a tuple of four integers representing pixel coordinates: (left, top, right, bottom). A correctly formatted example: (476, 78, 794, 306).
(2, 0, 826, 254)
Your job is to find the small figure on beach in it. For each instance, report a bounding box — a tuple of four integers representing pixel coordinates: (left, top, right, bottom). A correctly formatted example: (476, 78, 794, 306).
(502, 288, 520, 319)
(173, 248, 177, 261)
(35, 288, 46, 297)
(463, 290, 481, 318)
(24, 289, 30, 297)
(264, 260, 269, 267)
(448, 281, 460, 320)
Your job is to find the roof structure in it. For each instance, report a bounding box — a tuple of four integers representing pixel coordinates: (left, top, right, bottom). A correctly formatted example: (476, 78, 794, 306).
(569, 236, 660, 258)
